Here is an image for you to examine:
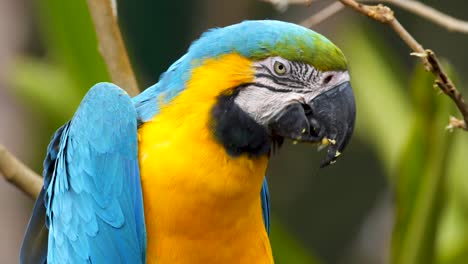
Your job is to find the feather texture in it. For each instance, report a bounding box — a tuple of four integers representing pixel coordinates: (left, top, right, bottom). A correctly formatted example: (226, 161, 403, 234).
(260, 178, 270, 235)
(22, 83, 146, 263)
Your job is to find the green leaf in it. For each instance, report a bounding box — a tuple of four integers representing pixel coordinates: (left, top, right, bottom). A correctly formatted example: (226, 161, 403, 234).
(437, 183, 468, 264)
(391, 63, 455, 264)
(7, 57, 81, 121)
(437, 115, 468, 264)
(35, 0, 109, 91)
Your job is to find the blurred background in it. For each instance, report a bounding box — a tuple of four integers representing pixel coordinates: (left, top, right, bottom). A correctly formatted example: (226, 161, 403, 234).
(1, 0, 468, 263)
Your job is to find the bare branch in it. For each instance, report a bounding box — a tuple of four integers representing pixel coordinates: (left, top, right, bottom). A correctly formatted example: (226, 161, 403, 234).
(300, 2, 345, 28)
(86, 0, 140, 96)
(110, 0, 118, 17)
(338, 0, 468, 130)
(258, 0, 313, 5)
(259, 0, 313, 11)
(426, 50, 468, 130)
(0, 145, 42, 199)
(360, 0, 468, 34)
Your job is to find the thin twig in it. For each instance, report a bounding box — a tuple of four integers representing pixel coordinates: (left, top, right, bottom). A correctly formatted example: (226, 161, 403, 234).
(259, 0, 314, 12)
(86, 0, 140, 96)
(338, 0, 468, 130)
(259, 0, 313, 6)
(0, 145, 42, 199)
(301, 2, 345, 28)
(359, 0, 468, 34)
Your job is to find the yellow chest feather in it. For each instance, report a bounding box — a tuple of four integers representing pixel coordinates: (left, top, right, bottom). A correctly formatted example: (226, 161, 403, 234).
(137, 54, 274, 263)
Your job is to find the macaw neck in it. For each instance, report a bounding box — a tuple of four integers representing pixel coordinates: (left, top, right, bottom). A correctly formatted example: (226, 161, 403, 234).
(138, 103, 269, 198)
(137, 103, 271, 263)
(136, 53, 273, 263)
(138, 52, 270, 198)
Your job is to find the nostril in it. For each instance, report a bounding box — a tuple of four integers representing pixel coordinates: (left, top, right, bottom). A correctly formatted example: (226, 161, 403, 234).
(301, 103, 313, 117)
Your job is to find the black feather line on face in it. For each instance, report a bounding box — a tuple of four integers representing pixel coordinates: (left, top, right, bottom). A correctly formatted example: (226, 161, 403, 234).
(210, 86, 272, 158)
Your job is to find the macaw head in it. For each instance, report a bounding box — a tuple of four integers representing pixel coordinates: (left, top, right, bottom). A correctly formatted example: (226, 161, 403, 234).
(135, 20, 355, 167)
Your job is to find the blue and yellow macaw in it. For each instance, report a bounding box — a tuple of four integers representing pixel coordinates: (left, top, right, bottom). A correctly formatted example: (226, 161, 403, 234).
(20, 20, 355, 263)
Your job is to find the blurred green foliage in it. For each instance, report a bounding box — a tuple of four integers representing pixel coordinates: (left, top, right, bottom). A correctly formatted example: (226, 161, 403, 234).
(341, 24, 468, 264)
(391, 64, 453, 264)
(7, 1, 468, 264)
(341, 26, 411, 177)
(11, 58, 80, 121)
(7, 0, 110, 170)
(9, 0, 109, 125)
(35, 0, 109, 90)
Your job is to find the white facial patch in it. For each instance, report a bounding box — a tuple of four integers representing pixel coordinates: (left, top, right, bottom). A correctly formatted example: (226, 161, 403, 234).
(233, 57, 350, 125)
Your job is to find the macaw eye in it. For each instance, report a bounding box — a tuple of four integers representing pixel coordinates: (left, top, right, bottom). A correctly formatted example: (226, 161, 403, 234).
(323, 75, 334, 84)
(273, 61, 287, 75)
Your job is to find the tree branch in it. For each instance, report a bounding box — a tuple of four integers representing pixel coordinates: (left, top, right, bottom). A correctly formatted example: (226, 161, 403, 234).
(300, 2, 345, 28)
(0, 145, 42, 199)
(259, 0, 313, 6)
(338, 0, 468, 130)
(259, 0, 313, 12)
(86, 0, 140, 96)
(359, 0, 468, 34)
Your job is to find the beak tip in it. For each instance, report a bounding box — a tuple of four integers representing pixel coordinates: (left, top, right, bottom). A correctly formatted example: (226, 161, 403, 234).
(319, 149, 339, 168)
(311, 81, 355, 168)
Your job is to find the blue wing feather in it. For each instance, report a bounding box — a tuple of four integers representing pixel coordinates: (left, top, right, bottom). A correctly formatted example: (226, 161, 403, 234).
(21, 83, 146, 263)
(21, 119, 69, 264)
(260, 177, 270, 235)
(20, 189, 48, 264)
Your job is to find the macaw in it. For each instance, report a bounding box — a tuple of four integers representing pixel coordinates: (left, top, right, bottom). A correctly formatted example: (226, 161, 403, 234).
(20, 20, 355, 263)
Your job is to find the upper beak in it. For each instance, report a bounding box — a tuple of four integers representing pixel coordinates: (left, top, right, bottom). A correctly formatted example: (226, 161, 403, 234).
(309, 81, 356, 167)
(268, 81, 356, 167)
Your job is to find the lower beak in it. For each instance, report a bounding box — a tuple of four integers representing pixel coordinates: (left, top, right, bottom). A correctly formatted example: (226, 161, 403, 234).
(268, 81, 356, 167)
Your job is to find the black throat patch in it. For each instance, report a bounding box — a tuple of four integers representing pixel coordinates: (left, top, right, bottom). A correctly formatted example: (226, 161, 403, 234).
(210, 88, 271, 157)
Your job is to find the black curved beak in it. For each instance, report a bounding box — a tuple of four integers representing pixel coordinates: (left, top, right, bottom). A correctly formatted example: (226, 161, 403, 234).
(268, 81, 356, 167)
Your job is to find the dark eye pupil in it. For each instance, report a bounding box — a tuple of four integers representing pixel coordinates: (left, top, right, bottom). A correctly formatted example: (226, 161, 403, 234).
(324, 75, 333, 84)
(274, 61, 287, 74)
